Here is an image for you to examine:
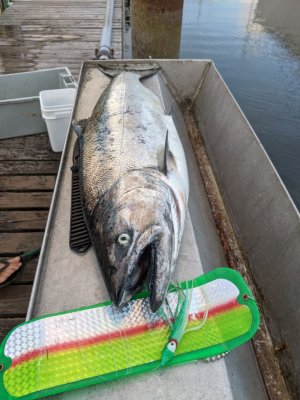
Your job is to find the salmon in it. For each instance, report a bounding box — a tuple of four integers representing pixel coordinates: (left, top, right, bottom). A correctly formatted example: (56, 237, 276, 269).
(72, 63, 189, 312)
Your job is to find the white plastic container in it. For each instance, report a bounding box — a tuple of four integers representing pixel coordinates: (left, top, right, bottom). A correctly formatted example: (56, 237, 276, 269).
(0, 68, 76, 139)
(40, 88, 76, 152)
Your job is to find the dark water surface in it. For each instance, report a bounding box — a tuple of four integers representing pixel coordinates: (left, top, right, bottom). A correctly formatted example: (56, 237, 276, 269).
(180, 0, 300, 209)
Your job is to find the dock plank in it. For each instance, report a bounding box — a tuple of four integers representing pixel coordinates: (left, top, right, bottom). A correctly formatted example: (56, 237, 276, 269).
(0, 192, 52, 209)
(0, 211, 48, 231)
(0, 285, 32, 317)
(0, 232, 45, 253)
(0, 176, 56, 191)
(0, 133, 60, 161)
(0, 160, 60, 175)
(0, 0, 123, 79)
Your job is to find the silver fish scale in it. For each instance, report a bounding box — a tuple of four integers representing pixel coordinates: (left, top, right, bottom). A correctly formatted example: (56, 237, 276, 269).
(109, 297, 156, 328)
(4, 279, 239, 361)
(81, 71, 172, 214)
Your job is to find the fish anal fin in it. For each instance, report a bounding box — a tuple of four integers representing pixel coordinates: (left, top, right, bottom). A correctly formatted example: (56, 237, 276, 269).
(72, 118, 89, 138)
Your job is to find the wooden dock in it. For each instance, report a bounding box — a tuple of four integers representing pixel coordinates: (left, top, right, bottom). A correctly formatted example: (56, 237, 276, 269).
(0, 0, 122, 78)
(0, 0, 122, 342)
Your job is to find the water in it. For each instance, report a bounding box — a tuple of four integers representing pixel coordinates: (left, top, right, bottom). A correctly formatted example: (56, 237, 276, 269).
(180, 0, 300, 209)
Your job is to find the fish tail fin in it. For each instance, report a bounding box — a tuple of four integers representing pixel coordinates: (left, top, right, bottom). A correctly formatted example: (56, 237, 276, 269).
(98, 62, 160, 79)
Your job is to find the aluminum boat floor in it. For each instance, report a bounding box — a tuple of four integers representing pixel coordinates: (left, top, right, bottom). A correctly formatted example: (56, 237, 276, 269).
(30, 62, 267, 399)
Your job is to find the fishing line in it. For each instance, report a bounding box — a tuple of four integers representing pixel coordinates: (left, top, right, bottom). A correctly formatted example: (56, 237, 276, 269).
(158, 281, 184, 325)
(112, 305, 133, 377)
(109, 305, 121, 378)
(173, 283, 185, 320)
(148, 284, 180, 372)
(73, 309, 111, 382)
(184, 286, 209, 334)
(158, 303, 172, 327)
(74, 312, 93, 374)
(120, 310, 134, 377)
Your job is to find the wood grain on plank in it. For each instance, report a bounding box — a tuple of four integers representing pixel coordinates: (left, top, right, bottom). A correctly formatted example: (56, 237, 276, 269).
(0, 232, 44, 253)
(0, 175, 56, 191)
(0, 133, 61, 161)
(0, 160, 60, 175)
(0, 0, 122, 77)
(0, 192, 53, 209)
(3, 7, 122, 12)
(0, 39, 122, 46)
(0, 210, 48, 230)
(0, 285, 32, 316)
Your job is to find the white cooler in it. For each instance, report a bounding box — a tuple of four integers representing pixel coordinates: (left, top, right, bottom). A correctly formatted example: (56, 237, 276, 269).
(40, 88, 76, 152)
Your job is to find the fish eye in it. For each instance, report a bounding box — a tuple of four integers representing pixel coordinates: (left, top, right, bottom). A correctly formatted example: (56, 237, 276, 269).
(117, 233, 131, 247)
(167, 340, 177, 353)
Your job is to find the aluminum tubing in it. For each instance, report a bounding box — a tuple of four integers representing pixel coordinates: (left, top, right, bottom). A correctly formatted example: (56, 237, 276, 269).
(98, 0, 115, 59)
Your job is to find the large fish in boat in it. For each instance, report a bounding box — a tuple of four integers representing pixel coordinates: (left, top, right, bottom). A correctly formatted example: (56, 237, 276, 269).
(72, 63, 189, 312)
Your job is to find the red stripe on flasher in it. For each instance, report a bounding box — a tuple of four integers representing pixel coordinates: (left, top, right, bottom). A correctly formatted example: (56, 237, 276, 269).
(11, 320, 167, 367)
(192, 298, 238, 319)
(11, 299, 240, 367)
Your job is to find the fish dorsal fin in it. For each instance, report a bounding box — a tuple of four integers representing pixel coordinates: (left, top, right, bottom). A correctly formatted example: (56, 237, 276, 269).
(72, 118, 89, 138)
(161, 130, 176, 175)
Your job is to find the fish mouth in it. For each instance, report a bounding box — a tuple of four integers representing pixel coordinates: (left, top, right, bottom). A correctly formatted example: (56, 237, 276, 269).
(148, 234, 173, 312)
(114, 243, 153, 307)
(114, 225, 173, 313)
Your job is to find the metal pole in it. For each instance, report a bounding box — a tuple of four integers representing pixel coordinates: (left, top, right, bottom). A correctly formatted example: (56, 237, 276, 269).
(96, 0, 115, 59)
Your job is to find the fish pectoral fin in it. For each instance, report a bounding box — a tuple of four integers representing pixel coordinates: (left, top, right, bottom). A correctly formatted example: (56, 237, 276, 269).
(72, 118, 89, 138)
(158, 130, 177, 175)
